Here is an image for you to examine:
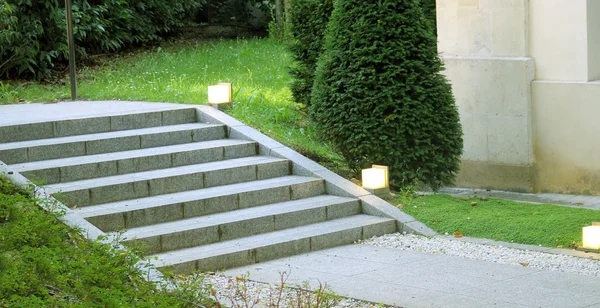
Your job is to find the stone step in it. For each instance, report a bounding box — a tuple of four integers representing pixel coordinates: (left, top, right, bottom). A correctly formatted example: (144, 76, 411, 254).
(0, 123, 226, 164)
(46, 156, 291, 207)
(0, 107, 198, 144)
(75, 175, 326, 232)
(11, 139, 256, 184)
(149, 214, 397, 274)
(118, 195, 360, 254)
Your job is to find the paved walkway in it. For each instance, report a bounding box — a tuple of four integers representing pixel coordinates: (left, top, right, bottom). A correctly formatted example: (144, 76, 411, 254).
(438, 187, 600, 211)
(223, 244, 600, 308)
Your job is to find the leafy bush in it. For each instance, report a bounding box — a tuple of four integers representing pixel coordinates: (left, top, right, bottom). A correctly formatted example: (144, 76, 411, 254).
(288, 0, 333, 107)
(0, 176, 215, 306)
(310, 0, 463, 190)
(0, 0, 67, 80)
(0, 0, 205, 80)
(212, 0, 271, 29)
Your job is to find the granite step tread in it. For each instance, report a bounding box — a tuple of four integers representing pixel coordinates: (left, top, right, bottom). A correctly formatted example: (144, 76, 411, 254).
(9, 139, 255, 172)
(44, 156, 288, 194)
(0, 105, 198, 143)
(118, 195, 358, 240)
(0, 122, 223, 150)
(149, 214, 396, 271)
(74, 175, 325, 219)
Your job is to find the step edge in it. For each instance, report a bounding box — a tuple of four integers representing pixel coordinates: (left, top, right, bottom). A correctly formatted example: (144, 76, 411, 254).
(45, 156, 290, 193)
(149, 215, 394, 267)
(75, 176, 325, 217)
(0, 122, 225, 150)
(118, 196, 359, 239)
(11, 139, 257, 172)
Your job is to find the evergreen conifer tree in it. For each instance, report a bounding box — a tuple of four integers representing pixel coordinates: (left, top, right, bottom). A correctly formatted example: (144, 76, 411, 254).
(311, 0, 463, 190)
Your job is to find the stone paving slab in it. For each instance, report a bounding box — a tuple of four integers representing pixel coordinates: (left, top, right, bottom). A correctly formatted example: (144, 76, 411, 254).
(0, 100, 193, 126)
(223, 244, 600, 308)
(438, 187, 600, 211)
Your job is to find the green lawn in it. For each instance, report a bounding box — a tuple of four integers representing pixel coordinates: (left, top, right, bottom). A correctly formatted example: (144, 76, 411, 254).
(399, 194, 600, 249)
(1, 38, 348, 175)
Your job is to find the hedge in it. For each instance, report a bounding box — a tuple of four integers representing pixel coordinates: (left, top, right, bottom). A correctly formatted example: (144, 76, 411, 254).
(287, 0, 334, 107)
(310, 0, 463, 190)
(0, 0, 204, 80)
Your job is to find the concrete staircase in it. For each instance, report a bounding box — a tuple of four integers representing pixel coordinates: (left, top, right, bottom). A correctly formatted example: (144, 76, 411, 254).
(0, 105, 398, 274)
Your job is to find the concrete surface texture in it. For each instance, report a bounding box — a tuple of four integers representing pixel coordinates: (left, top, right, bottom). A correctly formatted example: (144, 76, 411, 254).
(437, 0, 600, 195)
(438, 187, 600, 211)
(224, 244, 600, 308)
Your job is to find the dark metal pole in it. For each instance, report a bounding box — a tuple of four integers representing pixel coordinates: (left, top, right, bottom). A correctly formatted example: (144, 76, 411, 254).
(275, 0, 283, 39)
(65, 0, 77, 100)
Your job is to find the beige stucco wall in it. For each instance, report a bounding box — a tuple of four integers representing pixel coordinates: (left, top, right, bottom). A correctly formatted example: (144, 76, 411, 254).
(587, 0, 600, 81)
(437, 0, 528, 57)
(529, 0, 600, 81)
(442, 57, 535, 192)
(437, 0, 535, 191)
(438, 0, 600, 194)
(443, 57, 534, 165)
(532, 81, 600, 195)
(529, 0, 588, 81)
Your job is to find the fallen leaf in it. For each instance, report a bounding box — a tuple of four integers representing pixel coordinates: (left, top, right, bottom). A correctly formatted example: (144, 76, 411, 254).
(471, 202, 478, 206)
(519, 262, 529, 267)
(480, 197, 489, 201)
(453, 232, 463, 238)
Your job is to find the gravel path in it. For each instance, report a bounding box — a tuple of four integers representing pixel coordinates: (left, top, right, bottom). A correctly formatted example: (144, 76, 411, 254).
(181, 273, 389, 308)
(361, 233, 600, 277)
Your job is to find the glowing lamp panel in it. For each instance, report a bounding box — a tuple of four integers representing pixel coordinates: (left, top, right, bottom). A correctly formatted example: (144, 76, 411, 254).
(208, 83, 232, 104)
(362, 168, 386, 189)
(582, 224, 600, 250)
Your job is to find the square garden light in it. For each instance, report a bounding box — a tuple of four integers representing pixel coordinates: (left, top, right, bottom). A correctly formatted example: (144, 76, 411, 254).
(208, 82, 232, 110)
(581, 222, 600, 251)
(362, 165, 390, 197)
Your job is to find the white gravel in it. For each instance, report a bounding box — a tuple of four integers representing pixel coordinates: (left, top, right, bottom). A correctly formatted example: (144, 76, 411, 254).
(180, 273, 387, 308)
(361, 233, 600, 277)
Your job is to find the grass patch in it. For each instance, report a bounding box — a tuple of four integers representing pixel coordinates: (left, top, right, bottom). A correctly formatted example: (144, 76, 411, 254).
(3, 38, 349, 175)
(397, 194, 600, 248)
(0, 177, 214, 307)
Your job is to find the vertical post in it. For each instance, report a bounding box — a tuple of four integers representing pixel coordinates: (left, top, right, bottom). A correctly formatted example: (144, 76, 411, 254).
(284, 0, 291, 41)
(65, 0, 77, 100)
(284, 0, 291, 22)
(275, 0, 283, 38)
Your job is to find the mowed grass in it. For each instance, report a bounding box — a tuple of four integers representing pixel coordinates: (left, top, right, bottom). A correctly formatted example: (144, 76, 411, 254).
(2, 38, 347, 173)
(399, 194, 600, 248)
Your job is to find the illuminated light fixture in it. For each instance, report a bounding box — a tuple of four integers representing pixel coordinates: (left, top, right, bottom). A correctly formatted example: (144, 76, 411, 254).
(580, 222, 600, 251)
(208, 82, 232, 110)
(362, 165, 390, 197)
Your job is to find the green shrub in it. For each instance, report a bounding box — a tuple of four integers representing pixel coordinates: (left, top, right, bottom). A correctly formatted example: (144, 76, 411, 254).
(0, 0, 205, 80)
(420, 0, 437, 35)
(213, 0, 270, 29)
(310, 0, 463, 190)
(0, 0, 67, 80)
(0, 176, 215, 306)
(288, 0, 333, 106)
